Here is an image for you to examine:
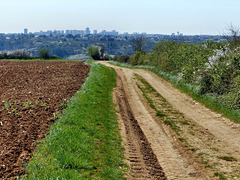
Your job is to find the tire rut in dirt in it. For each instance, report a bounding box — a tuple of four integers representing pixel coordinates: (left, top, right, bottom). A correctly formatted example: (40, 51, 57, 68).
(115, 73, 166, 179)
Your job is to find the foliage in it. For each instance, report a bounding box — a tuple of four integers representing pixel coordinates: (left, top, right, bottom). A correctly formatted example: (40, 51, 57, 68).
(87, 46, 100, 60)
(146, 40, 240, 109)
(132, 34, 146, 52)
(99, 44, 105, 59)
(22, 63, 126, 179)
(218, 75, 240, 109)
(225, 24, 240, 49)
(130, 51, 146, 66)
(104, 54, 113, 60)
(113, 55, 130, 63)
(38, 47, 51, 59)
(0, 50, 33, 59)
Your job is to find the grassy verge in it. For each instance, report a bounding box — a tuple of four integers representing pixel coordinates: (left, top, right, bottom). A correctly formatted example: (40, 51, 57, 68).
(21, 62, 126, 179)
(110, 61, 240, 123)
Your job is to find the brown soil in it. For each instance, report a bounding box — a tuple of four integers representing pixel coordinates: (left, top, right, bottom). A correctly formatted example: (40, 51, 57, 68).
(101, 62, 240, 180)
(0, 61, 90, 179)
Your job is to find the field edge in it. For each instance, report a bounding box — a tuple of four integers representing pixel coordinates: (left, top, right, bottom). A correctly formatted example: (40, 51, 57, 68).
(21, 62, 126, 179)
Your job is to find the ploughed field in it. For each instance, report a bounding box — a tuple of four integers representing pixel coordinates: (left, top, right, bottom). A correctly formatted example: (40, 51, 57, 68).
(0, 61, 90, 178)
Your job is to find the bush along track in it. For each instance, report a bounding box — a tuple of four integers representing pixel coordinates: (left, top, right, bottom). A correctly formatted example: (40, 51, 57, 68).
(22, 63, 126, 179)
(135, 74, 240, 179)
(110, 61, 240, 123)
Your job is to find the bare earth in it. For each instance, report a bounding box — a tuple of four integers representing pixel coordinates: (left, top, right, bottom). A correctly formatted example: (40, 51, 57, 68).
(0, 61, 90, 179)
(100, 62, 240, 180)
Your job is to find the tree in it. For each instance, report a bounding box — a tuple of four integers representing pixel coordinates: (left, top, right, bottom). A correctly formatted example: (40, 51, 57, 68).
(225, 24, 240, 49)
(132, 34, 146, 52)
(87, 46, 100, 60)
(38, 47, 50, 59)
(99, 44, 105, 59)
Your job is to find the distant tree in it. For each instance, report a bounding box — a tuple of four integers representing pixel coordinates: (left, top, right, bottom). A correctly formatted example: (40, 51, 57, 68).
(38, 47, 50, 59)
(87, 46, 100, 60)
(225, 24, 240, 49)
(99, 44, 105, 60)
(132, 34, 146, 52)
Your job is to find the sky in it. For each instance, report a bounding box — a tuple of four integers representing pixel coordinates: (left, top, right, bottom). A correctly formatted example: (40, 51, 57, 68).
(0, 0, 240, 35)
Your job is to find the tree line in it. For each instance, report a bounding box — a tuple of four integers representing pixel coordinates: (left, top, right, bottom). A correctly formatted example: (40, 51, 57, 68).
(0, 48, 61, 60)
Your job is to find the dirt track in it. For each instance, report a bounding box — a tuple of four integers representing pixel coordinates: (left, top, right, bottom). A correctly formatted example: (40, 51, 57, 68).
(101, 62, 240, 180)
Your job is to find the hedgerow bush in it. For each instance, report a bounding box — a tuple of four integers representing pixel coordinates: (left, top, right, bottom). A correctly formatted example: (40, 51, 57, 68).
(0, 50, 33, 59)
(130, 51, 146, 66)
(113, 55, 130, 63)
(127, 40, 240, 110)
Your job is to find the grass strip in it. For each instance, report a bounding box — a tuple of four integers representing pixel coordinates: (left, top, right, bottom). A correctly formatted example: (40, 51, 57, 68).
(22, 62, 125, 179)
(135, 74, 181, 134)
(110, 61, 240, 123)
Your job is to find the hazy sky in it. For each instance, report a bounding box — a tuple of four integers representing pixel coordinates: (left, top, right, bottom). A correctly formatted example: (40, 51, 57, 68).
(1, 0, 239, 35)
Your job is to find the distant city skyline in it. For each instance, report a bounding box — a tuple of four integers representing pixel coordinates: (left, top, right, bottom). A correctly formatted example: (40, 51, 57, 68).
(3, 28, 187, 37)
(22, 28, 122, 36)
(0, 0, 240, 35)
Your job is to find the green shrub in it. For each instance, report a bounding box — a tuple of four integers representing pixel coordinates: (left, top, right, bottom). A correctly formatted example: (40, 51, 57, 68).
(219, 75, 240, 109)
(87, 46, 100, 60)
(38, 47, 51, 59)
(127, 39, 240, 111)
(130, 51, 146, 66)
(116, 55, 130, 63)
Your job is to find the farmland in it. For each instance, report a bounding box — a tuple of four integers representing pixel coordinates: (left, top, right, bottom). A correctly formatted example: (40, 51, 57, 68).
(0, 61, 90, 178)
(0, 59, 239, 179)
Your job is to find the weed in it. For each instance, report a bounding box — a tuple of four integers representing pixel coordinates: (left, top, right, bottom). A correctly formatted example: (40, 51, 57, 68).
(214, 172, 227, 180)
(189, 148, 198, 152)
(179, 120, 190, 125)
(164, 119, 180, 133)
(201, 160, 209, 165)
(60, 102, 67, 108)
(40, 102, 47, 107)
(22, 101, 32, 108)
(218, 156, 237, 162)
(156, 111, 166, 117)
(4, 102, 11, 109)
(205, 164, 213, 169)
(178, 138, 185, 142)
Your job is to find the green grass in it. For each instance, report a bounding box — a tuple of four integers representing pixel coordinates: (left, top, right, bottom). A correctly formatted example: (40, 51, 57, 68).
(21, 62, 126, 179)
(110, 61, 240, 123)
(218, 156, 237, 162)
(135, 74, 181, 135)
(214, 172, 227, 180)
